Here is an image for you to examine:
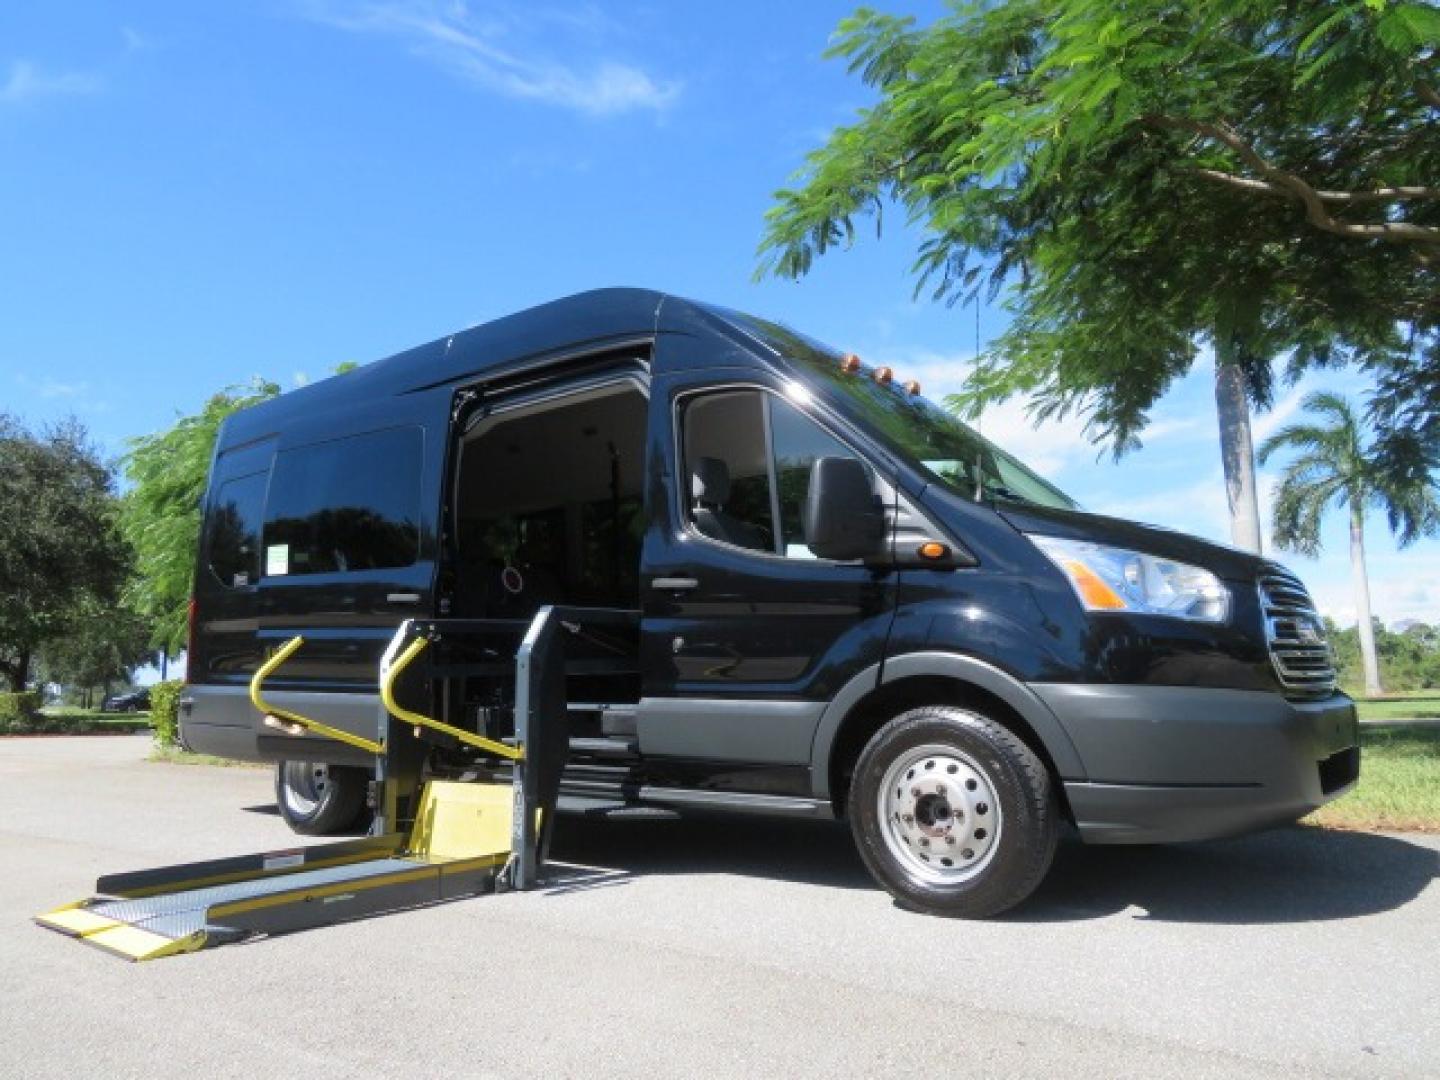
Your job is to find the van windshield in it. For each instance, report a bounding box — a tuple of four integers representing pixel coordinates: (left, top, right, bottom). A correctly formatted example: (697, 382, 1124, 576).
(726, 313, 1079, 511)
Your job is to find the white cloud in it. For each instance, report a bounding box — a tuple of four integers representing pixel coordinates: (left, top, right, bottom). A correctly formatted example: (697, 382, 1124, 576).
(121, 27, 156, 53)
(0, 60, 102, 105)
(16, 374, 90, 400)
(1302, 548, 1440, 627)
(298, 1, 680, 116)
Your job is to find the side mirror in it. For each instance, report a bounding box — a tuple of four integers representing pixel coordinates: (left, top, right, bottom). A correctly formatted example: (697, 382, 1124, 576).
(803, 456, 887, 561)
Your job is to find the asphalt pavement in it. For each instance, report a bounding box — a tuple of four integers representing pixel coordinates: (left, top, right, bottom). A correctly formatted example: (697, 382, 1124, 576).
(2, 736, 1437, 1079)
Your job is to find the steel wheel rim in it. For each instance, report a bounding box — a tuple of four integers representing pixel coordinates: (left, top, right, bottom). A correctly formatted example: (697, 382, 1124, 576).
(281, 761, 331, 816)
(877, 743, 1002, 884)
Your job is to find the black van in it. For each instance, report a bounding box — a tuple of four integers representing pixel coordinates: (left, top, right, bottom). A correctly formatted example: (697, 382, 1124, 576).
(183, 288, 1358, 916)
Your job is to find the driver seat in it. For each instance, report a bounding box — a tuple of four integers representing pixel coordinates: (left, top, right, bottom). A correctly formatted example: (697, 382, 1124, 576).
(691, 457, 766, 551)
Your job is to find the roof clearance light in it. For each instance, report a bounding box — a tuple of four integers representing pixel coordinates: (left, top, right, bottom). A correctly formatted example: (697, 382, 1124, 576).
(840, 353, 861, 374)
(874, 366, 893, 385)
(904, 380, 922, 396)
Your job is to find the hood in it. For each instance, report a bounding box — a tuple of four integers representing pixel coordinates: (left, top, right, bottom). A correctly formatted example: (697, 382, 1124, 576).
(994, 503, 1267, 583)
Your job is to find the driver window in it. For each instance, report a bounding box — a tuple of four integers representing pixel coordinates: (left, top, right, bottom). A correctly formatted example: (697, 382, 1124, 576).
(681, 391, 775, 552)
(680, 389, 868, 558)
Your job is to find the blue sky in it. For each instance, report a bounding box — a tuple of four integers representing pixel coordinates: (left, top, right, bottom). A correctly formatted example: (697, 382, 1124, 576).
(3, 0, 1436, 633)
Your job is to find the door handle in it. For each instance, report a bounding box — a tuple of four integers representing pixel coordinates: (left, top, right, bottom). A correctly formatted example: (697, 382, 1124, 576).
(651, 576, 699, 591)
(387, 592, 422, 604)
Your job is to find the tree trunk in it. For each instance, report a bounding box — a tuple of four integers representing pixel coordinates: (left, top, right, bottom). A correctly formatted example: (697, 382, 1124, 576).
(4, 650, 30, 692)
(160, 650, 168, 681)
(1350, 504, 1383, 697)
(1214, 353, 1263, 553)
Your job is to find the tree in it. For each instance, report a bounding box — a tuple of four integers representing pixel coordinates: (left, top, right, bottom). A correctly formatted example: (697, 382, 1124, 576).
(758, 0, 1439, 552)
(1259, 391, 1440, 696)
(120, 378, 280, 656)
(0, 415, 132, 691)
(37, 601, 154, 706)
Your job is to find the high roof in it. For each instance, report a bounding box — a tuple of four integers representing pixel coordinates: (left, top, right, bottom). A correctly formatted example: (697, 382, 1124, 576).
(221, 287, 694, 440)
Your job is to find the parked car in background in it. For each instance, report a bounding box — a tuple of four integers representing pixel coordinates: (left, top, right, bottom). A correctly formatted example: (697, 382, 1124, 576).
(100, 689, 151, 714)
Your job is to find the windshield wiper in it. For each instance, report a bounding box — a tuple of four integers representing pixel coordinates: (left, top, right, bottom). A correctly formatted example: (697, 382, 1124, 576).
(981, 480, 1031, 505)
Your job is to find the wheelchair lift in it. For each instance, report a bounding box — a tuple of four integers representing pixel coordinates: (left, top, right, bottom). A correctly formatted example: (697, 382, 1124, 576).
(35, 606, 636, 961)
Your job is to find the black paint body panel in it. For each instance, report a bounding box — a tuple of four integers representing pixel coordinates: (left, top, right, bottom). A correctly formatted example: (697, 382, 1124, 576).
(183, 288, 1357, 846)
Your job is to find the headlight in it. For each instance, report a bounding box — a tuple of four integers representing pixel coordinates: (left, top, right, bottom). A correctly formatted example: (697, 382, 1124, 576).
(1028, 535, 1229, 623)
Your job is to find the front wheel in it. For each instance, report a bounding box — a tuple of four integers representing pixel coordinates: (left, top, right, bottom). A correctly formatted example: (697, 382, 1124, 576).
(275, 761, 368, 836)
(848, 705, 1058, 918)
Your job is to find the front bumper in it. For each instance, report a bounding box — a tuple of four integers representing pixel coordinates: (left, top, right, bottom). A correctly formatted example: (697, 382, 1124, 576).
(1030, 684, 1359, 844)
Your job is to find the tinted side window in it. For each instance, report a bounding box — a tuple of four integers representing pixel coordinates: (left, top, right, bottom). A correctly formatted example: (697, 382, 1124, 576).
(768, 395, 862, 557)
(207, 472, 268, 588)
(263, 427, 423, 576)
(680, 390, 775, 553)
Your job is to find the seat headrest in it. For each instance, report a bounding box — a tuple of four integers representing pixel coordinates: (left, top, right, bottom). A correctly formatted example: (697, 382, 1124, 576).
(692, 456, 731, 505)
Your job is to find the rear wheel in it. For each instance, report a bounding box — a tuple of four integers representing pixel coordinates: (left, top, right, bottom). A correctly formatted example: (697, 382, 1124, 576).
(275, 761, 368, 836)
(848, 705, 1058, 918)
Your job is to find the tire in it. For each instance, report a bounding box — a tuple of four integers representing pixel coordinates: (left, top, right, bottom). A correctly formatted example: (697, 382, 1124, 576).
(848, 705, 1058, 918)
(275, 761, 368, 836)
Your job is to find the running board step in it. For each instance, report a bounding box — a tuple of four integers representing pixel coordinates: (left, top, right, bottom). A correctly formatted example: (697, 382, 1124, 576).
(558, 779, 833, 819)
(568, 736, 640, 759)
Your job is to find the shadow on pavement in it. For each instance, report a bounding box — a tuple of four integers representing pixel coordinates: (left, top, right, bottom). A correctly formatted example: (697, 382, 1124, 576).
(1014, 825, 1438, 924)
(547, 813, 1438, 924)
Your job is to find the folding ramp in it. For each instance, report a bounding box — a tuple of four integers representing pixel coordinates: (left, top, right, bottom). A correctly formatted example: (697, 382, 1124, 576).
(35, 606, 639, 961)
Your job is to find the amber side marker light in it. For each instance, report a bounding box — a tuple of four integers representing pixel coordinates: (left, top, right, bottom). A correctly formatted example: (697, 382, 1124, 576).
(1061, 558, 1127, 609)
(918, 542, 949, 560)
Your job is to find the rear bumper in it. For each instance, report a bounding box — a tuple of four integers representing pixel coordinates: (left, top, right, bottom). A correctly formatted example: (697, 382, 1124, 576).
(1030, 684, 1359, 844)
(180, 684, 380, 768)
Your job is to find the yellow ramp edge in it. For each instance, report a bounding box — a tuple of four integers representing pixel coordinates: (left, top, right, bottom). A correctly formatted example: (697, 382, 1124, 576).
(84, 924, 204, 963)
(35, 906, 120, 937)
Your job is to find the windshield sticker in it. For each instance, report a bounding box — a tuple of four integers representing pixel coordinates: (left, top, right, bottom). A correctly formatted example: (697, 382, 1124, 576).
(265, 544, 290, 577)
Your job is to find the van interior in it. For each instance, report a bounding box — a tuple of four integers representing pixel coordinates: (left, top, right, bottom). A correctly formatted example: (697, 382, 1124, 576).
(448, 379, 648, 729)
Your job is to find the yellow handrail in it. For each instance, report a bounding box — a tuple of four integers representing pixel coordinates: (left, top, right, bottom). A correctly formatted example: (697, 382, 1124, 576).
(249, 636, 385, 756)
(381, 636, 523, 761)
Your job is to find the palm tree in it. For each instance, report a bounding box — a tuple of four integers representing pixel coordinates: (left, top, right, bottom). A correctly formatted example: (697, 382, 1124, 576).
(1259, 392, 1440, 697)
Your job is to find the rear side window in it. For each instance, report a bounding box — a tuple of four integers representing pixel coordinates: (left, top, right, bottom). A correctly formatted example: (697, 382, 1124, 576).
(263, 427, 423, 576)
(207, 472, 268, 588)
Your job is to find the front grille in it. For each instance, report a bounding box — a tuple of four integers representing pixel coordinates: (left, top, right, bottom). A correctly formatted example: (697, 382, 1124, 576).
(1258, 565, 1336, 697)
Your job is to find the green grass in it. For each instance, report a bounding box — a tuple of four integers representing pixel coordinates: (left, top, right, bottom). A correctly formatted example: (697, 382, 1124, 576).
(2, 707, 153, 735)
(1307, 723, 1440, 833)
(147, 745, 267, 768)
(1350, 692, 1440, 722)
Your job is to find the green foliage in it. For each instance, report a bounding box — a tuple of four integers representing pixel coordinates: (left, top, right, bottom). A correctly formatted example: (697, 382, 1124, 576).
(37, 602, 154, 699)
(1260, 392, 1440, 556)
(1327, 618, 1440, 692)
(148, 679, 185, 748)
(759, 0, 1439, 454)
(0, 415, 132, 691)
(0, 691, 43, 732)
(120, 378, 280, 655)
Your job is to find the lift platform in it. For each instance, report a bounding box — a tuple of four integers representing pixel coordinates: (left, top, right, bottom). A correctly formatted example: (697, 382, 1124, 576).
(36, 606, 638, 961)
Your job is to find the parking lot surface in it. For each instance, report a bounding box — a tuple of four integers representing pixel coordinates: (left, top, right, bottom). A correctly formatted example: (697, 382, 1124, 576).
(3, 736, 1437, 1078)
